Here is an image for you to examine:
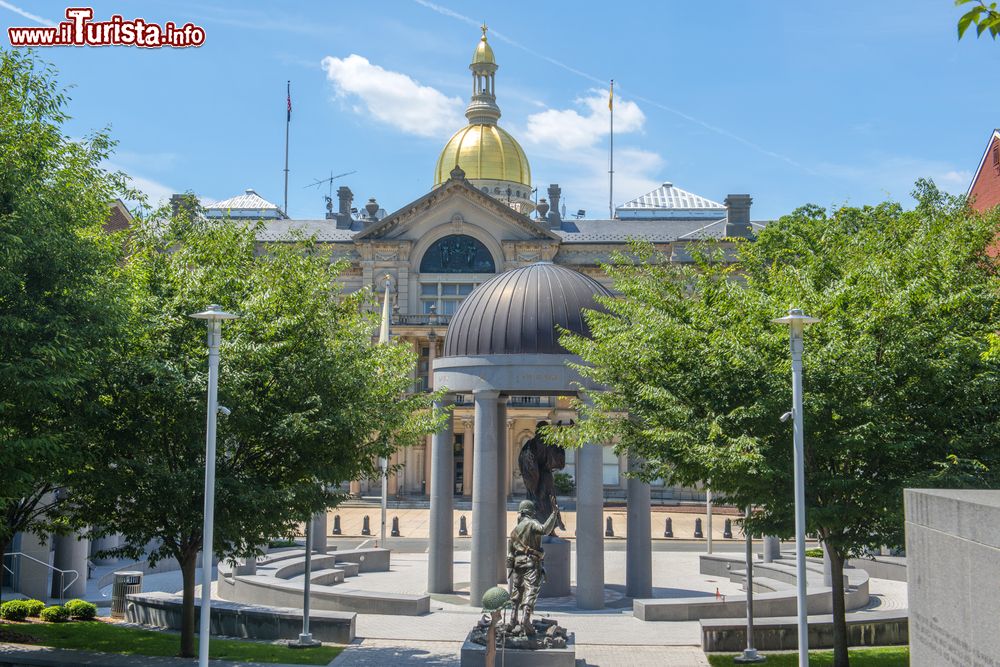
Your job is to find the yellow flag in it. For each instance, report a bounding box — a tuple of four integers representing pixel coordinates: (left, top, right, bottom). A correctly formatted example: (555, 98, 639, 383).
(608, 80, 614, 111)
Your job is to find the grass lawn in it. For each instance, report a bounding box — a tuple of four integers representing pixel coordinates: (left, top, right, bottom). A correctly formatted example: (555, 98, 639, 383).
(708, 646, 909, 666)
(0, 620, 343, 665)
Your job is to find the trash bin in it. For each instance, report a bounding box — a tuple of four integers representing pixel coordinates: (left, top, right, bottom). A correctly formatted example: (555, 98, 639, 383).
(110, 571, 143, 619)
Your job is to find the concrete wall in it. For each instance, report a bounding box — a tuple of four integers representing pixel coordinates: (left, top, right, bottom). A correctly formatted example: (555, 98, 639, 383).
(126, 592, 355, 643)
(905, 489, 1000, 667)
(701, 610, 908, 652)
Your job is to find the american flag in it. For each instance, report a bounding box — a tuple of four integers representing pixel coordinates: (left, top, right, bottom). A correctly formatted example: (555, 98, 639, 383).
(286, 81, 292, 122)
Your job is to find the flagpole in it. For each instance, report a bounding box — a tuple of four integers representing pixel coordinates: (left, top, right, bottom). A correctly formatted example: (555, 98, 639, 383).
(284, 80, 291, 216)
(378, 276, 392, 546)
(609, 79, 614, 219)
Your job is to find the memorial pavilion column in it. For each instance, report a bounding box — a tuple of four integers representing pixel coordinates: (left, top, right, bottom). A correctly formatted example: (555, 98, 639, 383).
(495, 397, 508, 583)
(504, 418, 515, 497)
(51, 530, 88, 598)
(575, 441, 605, 609)
(625, 456, 652, 599)
(428, 394, 456, 593)
(470, 389, 499, 603)
(462, 419, 474, 498)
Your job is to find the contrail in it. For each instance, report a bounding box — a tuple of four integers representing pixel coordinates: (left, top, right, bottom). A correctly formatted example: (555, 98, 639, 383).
(413, 0, 806, 171)
(0, 0, 55, 26)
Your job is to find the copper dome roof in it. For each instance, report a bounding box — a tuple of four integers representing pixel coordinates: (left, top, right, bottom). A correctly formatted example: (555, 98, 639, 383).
(443, 263, 613, 357)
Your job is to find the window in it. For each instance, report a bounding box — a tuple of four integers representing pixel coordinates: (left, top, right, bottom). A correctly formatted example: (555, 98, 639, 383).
(419, 235, 495, 274)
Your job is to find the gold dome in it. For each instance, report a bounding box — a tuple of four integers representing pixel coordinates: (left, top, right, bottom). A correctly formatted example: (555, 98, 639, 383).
(473, 33, 495, 65)
(434, 123, 531, 188)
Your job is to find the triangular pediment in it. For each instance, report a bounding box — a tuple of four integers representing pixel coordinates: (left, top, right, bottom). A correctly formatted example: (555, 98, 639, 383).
(354, 176, 559, 242)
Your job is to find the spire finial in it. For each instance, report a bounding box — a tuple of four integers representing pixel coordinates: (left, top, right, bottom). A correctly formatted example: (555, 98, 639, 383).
(481, 22, 488, 39)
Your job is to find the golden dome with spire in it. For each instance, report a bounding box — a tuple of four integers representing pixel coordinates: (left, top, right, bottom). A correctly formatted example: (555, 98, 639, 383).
(472, 23, 495, 65)
(433, 26, 532, 209)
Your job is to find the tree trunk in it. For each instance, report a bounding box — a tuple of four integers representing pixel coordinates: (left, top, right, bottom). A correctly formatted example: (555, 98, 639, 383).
(0, 536, 8, 604)
(179, 550, 199, 658)
(829, 547, 850, 667)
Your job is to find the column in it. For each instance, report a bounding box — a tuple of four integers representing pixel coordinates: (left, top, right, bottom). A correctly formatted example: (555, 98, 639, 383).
(495, 397, 508, 583)
(423, 437, 432, 496)
(428, 395, 456, 593)
(575, 442, 605, 609)
(51, 531, 88, 599)
(470, 389, 499, 604)
(762, 536, 781, 562)
(625, 457, 652, 599)
(17, 531, 52, 600)
(462, 419, 474, 498)
(349, 480, 361, 496)
(504, 419, 515, 497)
(387, 451, 399, 495)
(311, 512, 328, 554)
(91, 533, 123, 566)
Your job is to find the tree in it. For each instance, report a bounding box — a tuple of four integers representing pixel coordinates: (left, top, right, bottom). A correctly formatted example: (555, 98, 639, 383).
(69, 209, 438, 657)
(557, 181, 1000, 666)
(0, 49, 129, 567)
(956, 0, 1000, 40)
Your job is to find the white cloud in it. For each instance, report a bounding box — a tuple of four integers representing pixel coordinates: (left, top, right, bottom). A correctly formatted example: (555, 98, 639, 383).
(320, 54, 464, 138)
(0, 1, 54, 26)
(525, 90, 645, 151)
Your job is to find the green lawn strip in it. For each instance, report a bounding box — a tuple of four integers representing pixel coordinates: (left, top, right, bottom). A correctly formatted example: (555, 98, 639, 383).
(1, 621, 343, 665)
(707, 646, 909, 667)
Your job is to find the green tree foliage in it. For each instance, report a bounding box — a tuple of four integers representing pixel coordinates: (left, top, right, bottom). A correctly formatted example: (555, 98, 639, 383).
(956, 0, 1000, 39)
(0, 49, 129, 562)
(69, 208, 439, 657)
(558, 181, 1000, 667)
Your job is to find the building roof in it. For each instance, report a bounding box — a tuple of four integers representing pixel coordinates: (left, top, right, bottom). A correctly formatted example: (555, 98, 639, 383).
(554, 218, 727, 243)
(967, 128, 1000, 198)
(255, 220, 356, 242)
(206, 189, 287, 218)
(616, 181, 726, 218)
(443, 262, 613, 357)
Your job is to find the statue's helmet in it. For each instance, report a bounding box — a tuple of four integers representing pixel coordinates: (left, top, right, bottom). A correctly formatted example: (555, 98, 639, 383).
(481, 585, 511, 613)
(517, 499, 535, 516)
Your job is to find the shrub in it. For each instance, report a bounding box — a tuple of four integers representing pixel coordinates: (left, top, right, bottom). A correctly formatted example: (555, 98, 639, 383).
(64, 599, 97, 620)
(39, 605, 70, 623)
(805, 547, 824, 558)
(24, 599, 45, 617)
(0, 599, 31, 621)
(553, 472, 575, 495)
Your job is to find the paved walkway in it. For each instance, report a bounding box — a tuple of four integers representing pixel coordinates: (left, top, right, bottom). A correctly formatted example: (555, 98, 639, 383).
(0, 644, 309, 667)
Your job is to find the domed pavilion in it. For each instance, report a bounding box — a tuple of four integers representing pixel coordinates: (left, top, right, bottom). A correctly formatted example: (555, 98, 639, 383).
(427, 262, 653, 608)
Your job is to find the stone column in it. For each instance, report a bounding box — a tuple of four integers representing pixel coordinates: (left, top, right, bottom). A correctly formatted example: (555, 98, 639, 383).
(423, 438, 432, 496)
(575, 442, 605, 609)
(504, 418, 515, 497)
(387, 451, 399, 495)
(626, 457, 652, 599)
(762, 536, 781, 562)
(495, 398, 508, 583)
(311, 512, 328, 555)
(17, 531, 52, 600)
(91, 533, 123, 566)
(349, 480, 361, 496)
(52, 531, 89, 599)
(470, 389, 499, 604)
(462, 419, 474, 498)
(428, 395, 456, 593)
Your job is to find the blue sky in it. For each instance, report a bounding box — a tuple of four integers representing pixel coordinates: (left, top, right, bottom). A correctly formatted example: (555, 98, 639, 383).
(3, 0, 998, 220)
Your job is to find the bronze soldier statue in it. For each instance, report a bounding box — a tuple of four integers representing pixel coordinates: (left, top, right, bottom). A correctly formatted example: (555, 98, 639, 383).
(506, 498, 560, 635)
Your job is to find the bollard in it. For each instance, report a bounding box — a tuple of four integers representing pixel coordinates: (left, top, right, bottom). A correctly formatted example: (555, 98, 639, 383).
(694, 517, 704, 539)
(605, 516, 614, 537)
(459, 515, 468, 536)
(664, 517, 674, 538)
(332, 514, 341, 535)
(723, 518, 733, 539)
(361, 515, 371, 536)
(391, 516, 401, 537)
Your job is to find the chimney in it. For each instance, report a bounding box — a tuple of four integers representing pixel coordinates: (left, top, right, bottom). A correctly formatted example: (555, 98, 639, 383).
(546, 184, 561, 226)
(724, 194, 753, 239)
(170, 193, 198, 221)
(335, 186, 354, 229)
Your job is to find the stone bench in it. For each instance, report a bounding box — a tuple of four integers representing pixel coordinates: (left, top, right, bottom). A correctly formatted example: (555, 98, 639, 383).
(701, 610, 909, 652)
(125, 592, 355, 643)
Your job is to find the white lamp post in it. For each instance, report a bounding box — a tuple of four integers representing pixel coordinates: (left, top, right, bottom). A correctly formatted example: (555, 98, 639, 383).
(189, 304, 238, 667)
(735, 506, 765, 664)
(378, 275, 392, 546)
(772, 307, 819, 667)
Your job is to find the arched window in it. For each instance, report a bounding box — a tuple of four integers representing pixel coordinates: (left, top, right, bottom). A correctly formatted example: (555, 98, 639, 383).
(419, 234, 495, 274)
(419, 234, 496, 316)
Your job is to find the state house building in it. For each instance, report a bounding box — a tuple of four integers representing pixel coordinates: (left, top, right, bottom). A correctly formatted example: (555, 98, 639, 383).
(200, 28, 764, 502)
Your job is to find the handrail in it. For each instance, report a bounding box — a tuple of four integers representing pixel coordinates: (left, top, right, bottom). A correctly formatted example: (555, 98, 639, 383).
(3, 551, 80, 600)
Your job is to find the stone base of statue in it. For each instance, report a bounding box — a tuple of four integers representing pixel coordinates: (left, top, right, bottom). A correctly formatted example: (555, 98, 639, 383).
(537, 535, 570, 598)
(461, 616, 575, 666)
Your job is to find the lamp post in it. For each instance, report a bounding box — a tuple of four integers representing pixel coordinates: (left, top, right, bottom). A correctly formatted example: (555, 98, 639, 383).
(189, 304, 238, 667)
(772, 307, 819, 667)
(291, 518, 320, 648)
(378, 274, 392, 546)
(735, 506, 765, 664)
